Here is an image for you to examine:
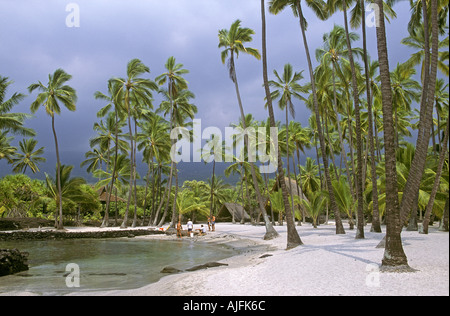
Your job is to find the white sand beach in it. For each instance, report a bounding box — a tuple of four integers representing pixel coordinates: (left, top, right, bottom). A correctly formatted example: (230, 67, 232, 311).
(66, 222, 449, 296)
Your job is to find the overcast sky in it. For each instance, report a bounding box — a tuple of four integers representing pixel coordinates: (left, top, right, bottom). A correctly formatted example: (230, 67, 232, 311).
(0, 0, 416, 178)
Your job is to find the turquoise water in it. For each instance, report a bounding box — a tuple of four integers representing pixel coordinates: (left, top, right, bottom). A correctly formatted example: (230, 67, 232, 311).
(0, 238, 236, 295)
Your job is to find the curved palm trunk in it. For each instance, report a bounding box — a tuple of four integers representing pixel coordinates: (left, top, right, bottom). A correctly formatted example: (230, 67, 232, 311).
(374, 0, 408, 269)
(422, 117, 449, 234)
(296, 1, 345, 234)
(230, 52, 278, 241)
(342, 5, 364, 239)
(262, 0, 300, 246)
(399, 0, 439, 228)
(52, 115, 64, 230)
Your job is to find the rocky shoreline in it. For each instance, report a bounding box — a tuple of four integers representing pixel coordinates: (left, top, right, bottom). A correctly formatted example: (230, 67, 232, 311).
(0, 249, 29, 277)
(0, 228, 165, 241)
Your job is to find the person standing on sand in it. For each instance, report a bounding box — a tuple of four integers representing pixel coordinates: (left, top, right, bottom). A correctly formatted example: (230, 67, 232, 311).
(187, 219, 193, 236)
(176, 221, 183, 238)
(207, 216, 211, 231)
(211, 215, 216, 232)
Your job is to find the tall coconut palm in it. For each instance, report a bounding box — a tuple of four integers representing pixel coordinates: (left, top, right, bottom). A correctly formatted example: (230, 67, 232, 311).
(315, 25, 360, 209)
(28, 68, 77, 230)
(269, 63, 308, 215)
(269, 0, 345, 234)
(373, 0, 409, 269)
(94, 80, 127, 227)
(326, 0, 366, 239)
(155, 56, 191, 228)
(112, 59, 157, 228)
(137, 112, 171, 225)
(219, 19, 279, 240)
(11, 138, 46, 174)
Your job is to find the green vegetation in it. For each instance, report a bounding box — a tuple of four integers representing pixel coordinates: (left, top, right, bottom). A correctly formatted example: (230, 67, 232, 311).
(0, 0, 448, 270)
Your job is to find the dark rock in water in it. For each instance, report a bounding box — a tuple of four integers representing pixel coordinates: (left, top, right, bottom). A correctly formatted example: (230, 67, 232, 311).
(185, 262, 228, 272)
(0, 249, 29, 277)
(259, 254, 273, 259)
(161, 266, 182, 274)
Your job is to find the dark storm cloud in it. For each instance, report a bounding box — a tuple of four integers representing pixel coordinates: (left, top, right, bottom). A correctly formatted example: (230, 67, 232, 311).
(0, 0, 414, 177)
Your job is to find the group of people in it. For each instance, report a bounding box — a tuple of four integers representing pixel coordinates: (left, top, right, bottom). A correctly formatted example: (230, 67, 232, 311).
(176, 215, 216, 238)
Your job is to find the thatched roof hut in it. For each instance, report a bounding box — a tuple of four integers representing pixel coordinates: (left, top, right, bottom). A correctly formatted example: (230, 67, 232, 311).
(96, 186, 126, 203)
(217, 203, 250, 223)
(272, 177, 308, 201)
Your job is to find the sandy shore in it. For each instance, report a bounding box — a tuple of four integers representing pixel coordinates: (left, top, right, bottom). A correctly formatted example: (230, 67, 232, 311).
(62, 222, 449, 296)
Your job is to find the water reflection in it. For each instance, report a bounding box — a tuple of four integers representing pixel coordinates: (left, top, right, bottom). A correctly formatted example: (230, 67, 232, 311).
(0, 238, 235, 295)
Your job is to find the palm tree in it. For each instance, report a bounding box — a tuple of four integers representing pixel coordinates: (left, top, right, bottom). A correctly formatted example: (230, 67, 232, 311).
(269, 0, 345, 235)
(137, 112, 171, 224)
(326, 0, 366, 239)
(45, 164, 86, 225)
(302, 190, 327, 228)
(219, 19, 278, 240)
(94, 79, 127, 227)
(155, 57, 191, 228)
(401, 24, 449, 80)
(112, 59, 157, 228)
(315, 25, 359, 209)
(0, 76, 35, 137)
(94, 154, 131, 225)
(269, 63, 308, 215)
(11, 138, 46, 174)
(373, 0, 409, 269)
(28, 68, 77, 230)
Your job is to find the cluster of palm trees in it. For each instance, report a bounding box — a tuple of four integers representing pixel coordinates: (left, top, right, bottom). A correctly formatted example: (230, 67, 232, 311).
(0, 0, 448, 270)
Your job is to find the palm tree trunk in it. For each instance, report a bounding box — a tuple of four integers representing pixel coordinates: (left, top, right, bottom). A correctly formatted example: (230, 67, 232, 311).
(343, 5, 365, 239)
(262, 0, 300, 246)
(332, 62, 355, 204)
(439, 192, 449, 232)
(296, 1, 344, 234)
(142, 160, 151, 226)
(361, 0, 381, 233)
(121, 108, 134, 228)
(399, 0, 438, 228)
(52, 115, 64, 230)
(169, 162, 179, 228)
(157, 161, 174, 227)
(103, 105, 120, 227)
(132, 118, 139, 227)
(422, 117, 449, 234)
(209, 160, 216, 220)
(374, 0, 408, 269)
(230, 51, 278, 240)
